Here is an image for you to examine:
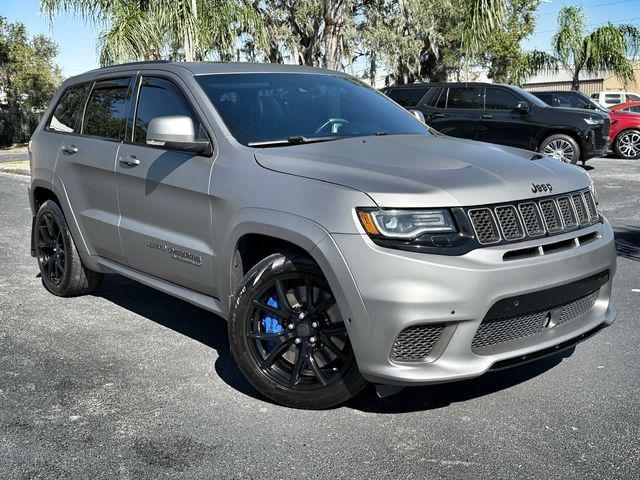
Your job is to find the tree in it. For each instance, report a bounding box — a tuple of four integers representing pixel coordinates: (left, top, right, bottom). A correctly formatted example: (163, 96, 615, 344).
(479, 0, 556, 85)
(356, 0, 508, 85)
(0, 17, 62, 145)
(551, 5, 640, 90)
(40, 0, 264, 65)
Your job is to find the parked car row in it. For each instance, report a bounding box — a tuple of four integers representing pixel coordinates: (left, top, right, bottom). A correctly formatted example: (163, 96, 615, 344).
(530, 90, 640, 160)
(384, 83, 640, 161)
(383, 82, 611, 164)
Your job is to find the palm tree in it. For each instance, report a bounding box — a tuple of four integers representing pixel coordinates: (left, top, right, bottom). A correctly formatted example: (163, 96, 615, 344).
(40, 0, 263, 65)
(551, 5, 640, 91)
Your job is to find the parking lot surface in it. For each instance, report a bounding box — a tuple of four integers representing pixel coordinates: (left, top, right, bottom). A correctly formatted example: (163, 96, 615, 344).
(1, 158, 639, 479)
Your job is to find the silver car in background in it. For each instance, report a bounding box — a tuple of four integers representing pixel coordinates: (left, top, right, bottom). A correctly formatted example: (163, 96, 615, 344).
(28, 62, 617, 408)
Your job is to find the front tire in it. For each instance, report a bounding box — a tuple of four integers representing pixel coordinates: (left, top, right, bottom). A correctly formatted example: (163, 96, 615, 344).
(539, 134, 580, 164)
(614, 129, 640, 159)
(34, 200, 103, 297)
(229, 253, 366, 409)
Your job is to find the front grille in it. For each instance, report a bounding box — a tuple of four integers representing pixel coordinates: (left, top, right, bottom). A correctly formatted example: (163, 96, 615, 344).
(583, 191, 598, 219)
(572, 194, 590, 226)
(466, 189, 599, 246)
(539, 199, 563, 233)
(495, 205, 525, 241)
(557, 196, 577, 229)
(472, 289, 600, 351)
(468, 209, 500, 244)
(391, 324, 444, 361)
(518, 203, 545, 237)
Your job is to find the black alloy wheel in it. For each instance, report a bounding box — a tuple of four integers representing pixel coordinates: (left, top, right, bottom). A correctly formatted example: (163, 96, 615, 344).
(36, 212, 66, 285)
(247, 272, 352, 390)
(229, 253, 366, 409)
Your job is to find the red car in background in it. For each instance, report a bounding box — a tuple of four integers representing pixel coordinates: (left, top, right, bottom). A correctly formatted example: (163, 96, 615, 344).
(532, 90, 640, 159)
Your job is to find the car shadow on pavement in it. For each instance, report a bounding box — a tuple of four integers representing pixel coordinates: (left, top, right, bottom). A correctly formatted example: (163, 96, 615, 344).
(93, 274, 268, 403)
(347, 349, 573, 414)
(614, 225, 640, 262)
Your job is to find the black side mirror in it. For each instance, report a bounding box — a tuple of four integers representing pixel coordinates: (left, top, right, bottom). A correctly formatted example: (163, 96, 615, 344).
(516, 101, 531, 113)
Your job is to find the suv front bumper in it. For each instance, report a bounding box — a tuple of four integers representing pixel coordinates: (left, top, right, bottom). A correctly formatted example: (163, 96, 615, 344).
(314, 220, 616, 386)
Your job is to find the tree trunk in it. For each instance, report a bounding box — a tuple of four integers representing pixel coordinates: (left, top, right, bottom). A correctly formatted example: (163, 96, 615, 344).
(184, 0, 198, 61)
(571, 70, 580, 91)
(323, 0, 346, 71)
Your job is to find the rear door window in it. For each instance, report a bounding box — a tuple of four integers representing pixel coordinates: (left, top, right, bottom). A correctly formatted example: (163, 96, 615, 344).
(83, 78, 132, 140)
(534, 93, 555, 106)
(485, 88, 520, 110)
(386, 87, 430, 107)
(47, 83, 90, 133)
(556, 92, 586, 108)
(627, 94, 640, 102)
(133, 77, 197, 144)
(446, 87, 483, 109)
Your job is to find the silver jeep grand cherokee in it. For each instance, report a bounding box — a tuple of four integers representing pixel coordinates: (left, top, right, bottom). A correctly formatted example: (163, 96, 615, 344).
(29, 62, 616, 409)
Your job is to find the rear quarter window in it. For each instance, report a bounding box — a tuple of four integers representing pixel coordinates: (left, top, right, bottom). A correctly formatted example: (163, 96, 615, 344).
(47, 83, 90, 133)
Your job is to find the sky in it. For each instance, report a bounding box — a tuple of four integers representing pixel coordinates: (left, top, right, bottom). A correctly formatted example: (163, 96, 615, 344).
(1, 0, 640, 78)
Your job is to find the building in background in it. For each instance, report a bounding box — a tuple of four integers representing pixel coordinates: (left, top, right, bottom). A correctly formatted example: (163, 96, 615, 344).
(522, 64, 640, 96)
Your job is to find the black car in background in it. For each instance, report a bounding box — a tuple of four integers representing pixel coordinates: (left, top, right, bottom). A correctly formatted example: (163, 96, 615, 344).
(531, 90, 608, 112)
(383, 82, 610, 164)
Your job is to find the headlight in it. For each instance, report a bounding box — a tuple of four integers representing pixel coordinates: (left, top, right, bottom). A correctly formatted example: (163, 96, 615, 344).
(356, 208, 457, 239)
(584, 117, 604, 125)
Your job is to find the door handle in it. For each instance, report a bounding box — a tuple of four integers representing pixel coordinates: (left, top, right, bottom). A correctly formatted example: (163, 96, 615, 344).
(119, 155, 140, 167)
(433, 113, 447, 118)
(481, 114, 493, 119)
(61, 144, 78, 154)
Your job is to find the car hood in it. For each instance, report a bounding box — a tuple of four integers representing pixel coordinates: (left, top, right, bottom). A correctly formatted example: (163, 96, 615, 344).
(545, 105, 609, 119)
(610, 110, 640, 120)
(254, 134, 591, 207)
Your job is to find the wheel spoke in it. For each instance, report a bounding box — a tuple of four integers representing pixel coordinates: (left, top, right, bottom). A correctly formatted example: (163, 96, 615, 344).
(252, 299, 283, 318)
(274, 279, 292, 313)
(310, 296, 334, 316)
(319, 332, 347, 363)
(289, 343, 306, 386)
(305, 276, 314, 309)
(305, 351, 327, 386)
(55, 257, 65, 275)
(248, 331, 285, 342)
(38, 226, 55, 247)
(323, 326, 347, 337)
(260, 337, 295, 369)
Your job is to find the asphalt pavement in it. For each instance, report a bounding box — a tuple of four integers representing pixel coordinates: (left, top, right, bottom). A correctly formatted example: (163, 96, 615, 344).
(1, 158, 639, 479)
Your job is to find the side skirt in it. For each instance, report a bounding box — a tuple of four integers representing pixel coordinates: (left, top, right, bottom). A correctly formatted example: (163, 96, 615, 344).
(94, 256, 227, 319)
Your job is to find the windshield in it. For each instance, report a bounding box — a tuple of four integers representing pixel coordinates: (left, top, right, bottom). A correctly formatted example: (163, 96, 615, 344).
(509, 86, 549, 108)
(576, 91, 609, 112)
(196, 73, 430, 146)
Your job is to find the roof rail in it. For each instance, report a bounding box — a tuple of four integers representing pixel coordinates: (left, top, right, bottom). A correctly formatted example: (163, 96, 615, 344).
(106, 60, 172, 67)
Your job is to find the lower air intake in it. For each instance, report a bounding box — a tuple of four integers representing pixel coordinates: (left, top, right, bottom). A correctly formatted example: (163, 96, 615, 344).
(472, 289, 600, 352)
(391, 324, 445, 362)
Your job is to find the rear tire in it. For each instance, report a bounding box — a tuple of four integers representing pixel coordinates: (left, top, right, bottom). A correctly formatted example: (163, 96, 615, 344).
(539, 134, 580, 164)
(229, 252, 366, 409)
(34, 200, 103, 297)
(614, 129, 640, 159)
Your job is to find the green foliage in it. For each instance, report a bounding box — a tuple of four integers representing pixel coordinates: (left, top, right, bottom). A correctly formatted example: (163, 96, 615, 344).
(551, 5, 640, 90)
(0, 17, 62, 146)
(41, 0, 264, 65)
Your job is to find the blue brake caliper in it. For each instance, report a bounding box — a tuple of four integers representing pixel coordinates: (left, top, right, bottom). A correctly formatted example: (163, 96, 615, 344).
(261, 296, 283, 350)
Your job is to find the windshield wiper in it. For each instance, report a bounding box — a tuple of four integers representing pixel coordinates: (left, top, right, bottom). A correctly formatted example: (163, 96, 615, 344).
(248, 135, 348, 147)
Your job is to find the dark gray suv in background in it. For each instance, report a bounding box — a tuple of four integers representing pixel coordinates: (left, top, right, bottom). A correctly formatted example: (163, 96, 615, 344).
(29, 62, 617, 408)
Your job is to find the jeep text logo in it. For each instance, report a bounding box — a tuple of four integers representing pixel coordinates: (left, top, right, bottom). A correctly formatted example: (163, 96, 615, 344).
(531, 182, 553, 194)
